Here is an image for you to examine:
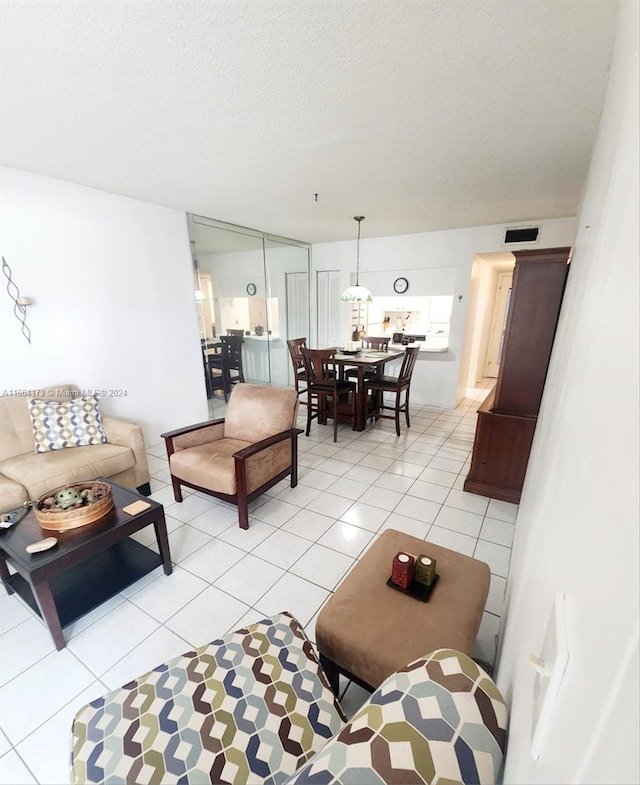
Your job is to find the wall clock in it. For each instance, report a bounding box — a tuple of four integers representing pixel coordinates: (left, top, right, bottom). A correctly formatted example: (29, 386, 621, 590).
(246, 283, 257, 296)
(393, 277, 409, 294)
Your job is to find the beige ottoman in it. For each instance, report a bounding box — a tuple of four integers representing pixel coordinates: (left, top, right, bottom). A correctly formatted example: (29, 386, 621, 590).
(316, 528, 490, 691)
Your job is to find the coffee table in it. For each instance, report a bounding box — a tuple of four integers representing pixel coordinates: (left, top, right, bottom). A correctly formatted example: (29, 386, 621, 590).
(0, 479, 172, 650)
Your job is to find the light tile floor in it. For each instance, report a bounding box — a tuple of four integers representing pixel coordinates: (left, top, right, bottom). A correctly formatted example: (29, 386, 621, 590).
(0, 378, 516, 784)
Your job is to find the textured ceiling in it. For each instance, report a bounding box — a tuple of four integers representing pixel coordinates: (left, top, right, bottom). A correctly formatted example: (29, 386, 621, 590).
(0, 1, 617, 243)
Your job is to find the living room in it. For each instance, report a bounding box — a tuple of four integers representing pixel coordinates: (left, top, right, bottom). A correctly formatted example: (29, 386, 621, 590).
(1, 2, 638, 784)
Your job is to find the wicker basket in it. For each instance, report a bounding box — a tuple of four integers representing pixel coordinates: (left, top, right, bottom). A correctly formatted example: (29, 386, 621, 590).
(35, 481, 114, 532)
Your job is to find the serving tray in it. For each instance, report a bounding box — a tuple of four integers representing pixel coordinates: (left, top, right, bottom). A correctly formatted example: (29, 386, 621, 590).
(386, 574, 439, 603)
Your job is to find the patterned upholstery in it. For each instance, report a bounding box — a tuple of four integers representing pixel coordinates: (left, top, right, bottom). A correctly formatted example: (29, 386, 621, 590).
(284, 649, 508, 785)
(29, 395, 107, 452)
(71, 622, 508, 785)
(70, 613, 345, 785)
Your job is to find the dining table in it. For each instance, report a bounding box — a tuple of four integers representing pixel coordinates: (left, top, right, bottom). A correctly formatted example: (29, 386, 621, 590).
(330, 348, 405, 431)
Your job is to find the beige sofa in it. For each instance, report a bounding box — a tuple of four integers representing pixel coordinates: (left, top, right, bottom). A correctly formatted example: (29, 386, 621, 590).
(0, 385, 150, 513)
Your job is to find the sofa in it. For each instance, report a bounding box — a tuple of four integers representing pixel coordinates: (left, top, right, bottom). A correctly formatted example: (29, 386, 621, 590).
(0, 385, 150, 513)
(71, 612, 508, 785)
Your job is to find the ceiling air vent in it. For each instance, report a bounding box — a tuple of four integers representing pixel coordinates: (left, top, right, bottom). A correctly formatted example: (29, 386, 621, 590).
(504, 226, 540, 244)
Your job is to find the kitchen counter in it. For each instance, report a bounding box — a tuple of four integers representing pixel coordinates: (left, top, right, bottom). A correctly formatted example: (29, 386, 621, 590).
(388, 339, 448, 353)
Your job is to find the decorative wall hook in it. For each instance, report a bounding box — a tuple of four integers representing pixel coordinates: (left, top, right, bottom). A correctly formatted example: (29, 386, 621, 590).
(2, 256, 32, 344)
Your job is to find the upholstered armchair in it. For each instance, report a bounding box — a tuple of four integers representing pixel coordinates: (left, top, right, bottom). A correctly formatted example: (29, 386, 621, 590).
(161, 384, 301, 529)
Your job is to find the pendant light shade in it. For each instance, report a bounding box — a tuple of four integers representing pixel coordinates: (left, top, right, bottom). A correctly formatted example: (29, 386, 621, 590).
(340, 216, 372, 303)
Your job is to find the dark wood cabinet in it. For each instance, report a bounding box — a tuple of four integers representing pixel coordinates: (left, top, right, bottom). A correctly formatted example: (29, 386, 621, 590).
(464, 247, 570, 503)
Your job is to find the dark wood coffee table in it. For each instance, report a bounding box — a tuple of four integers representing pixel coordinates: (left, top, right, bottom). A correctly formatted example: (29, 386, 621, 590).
(0, 479, 172, 649)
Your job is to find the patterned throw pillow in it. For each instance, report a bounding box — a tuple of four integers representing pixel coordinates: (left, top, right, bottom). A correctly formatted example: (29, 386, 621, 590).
(29, 395, 107, 453)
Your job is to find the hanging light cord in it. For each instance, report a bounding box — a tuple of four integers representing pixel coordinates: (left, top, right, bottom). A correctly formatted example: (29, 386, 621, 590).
(354, 216, 364, 285)
(2, 256, 32, 344)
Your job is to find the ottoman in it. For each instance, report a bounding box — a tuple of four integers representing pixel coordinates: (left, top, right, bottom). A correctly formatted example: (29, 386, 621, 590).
(316, 528, 490, 691)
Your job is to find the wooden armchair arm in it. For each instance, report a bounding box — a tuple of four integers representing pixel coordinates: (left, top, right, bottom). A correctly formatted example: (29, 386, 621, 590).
(161, 418, 225, 440)
(232, 428, 303, 462)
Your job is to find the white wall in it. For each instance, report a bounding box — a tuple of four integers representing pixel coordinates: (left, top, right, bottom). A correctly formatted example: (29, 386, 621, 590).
(0, 168, 207, 446)
(497, 3, 639, 783)
(311, 217, 576, 408)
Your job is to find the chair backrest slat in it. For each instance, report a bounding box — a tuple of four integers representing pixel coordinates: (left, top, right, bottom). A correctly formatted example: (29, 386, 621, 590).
(220, 335, 243, 369)
(301, 347, 336, 385)
(362, 336, 390, 351)
(398, 346, 420, 384)
(287, 337, 308, 372)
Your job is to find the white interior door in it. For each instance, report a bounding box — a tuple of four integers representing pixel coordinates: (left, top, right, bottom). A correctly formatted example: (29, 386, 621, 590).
(317, 270, 341, 348)
(485, 272, 513, 378)
(286, 272, 309, 339)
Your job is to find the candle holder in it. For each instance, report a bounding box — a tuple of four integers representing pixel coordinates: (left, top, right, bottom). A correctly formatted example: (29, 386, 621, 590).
(387, 551, 440, 603)
(414, 554, 437, 587)
(390, 551, 414, 590)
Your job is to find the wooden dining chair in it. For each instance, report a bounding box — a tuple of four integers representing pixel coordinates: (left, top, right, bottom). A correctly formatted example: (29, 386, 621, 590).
(364, 346, 420, 436)
(208, 335, 245, 401)
(287, 337, 308, 398)
(362, 337, 390, 351)
(301, 347, 357, 442)
(345, 336, 391, 382)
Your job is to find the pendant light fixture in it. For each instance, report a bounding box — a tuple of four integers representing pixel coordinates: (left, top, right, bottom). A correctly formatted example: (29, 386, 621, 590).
(340, 216, 373, 303)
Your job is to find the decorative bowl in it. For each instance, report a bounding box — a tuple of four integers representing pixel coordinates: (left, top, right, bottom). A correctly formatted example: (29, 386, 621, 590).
(35, 481, 114, 532)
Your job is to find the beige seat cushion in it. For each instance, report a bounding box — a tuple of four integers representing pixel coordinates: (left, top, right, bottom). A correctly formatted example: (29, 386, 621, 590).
(0, 475, 29, 513)
(0, 444, 135, 499)
(316, 528, 490, 689)
(170, 438, 251, 496)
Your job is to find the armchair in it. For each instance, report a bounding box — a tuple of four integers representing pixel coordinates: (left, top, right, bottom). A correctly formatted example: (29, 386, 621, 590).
(161, 384, 301, 529)
(71, 613, 508, 785)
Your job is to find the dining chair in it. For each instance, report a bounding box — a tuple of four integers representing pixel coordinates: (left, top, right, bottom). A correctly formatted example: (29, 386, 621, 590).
(364, 346, 420, 436)
(345, 336, 391, 382)
(301, 347, 357, 442)
(226, 329, 245, 336)
(201, 339, 216, 398)
(208, 335, 245, 401)
(363, 336, 391, 351)
(286, 337, 308, 398)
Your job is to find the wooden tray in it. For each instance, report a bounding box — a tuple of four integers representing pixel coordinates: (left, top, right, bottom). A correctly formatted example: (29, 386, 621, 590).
(35, 482, 114, 532)
(387, 574, 439, 603)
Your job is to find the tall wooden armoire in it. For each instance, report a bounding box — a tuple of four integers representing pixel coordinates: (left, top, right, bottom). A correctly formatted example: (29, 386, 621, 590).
(464, 247, 571, 503)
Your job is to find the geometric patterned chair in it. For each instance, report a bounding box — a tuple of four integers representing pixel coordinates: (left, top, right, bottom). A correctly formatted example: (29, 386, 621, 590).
(285, 648, 508, 785)
(71, 618, 508, 785)
(70, 613, 345, 785)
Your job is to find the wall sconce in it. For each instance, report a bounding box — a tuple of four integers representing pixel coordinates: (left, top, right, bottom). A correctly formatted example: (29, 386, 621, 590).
(2, 256, 32, 344)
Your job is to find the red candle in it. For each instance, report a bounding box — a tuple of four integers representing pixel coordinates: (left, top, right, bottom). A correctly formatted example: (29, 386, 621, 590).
(391, 552, 415, 589)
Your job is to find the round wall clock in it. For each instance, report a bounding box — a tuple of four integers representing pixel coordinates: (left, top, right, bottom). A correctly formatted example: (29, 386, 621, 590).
(246, 283, 257, 296)
(393, 277, 409, 294)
